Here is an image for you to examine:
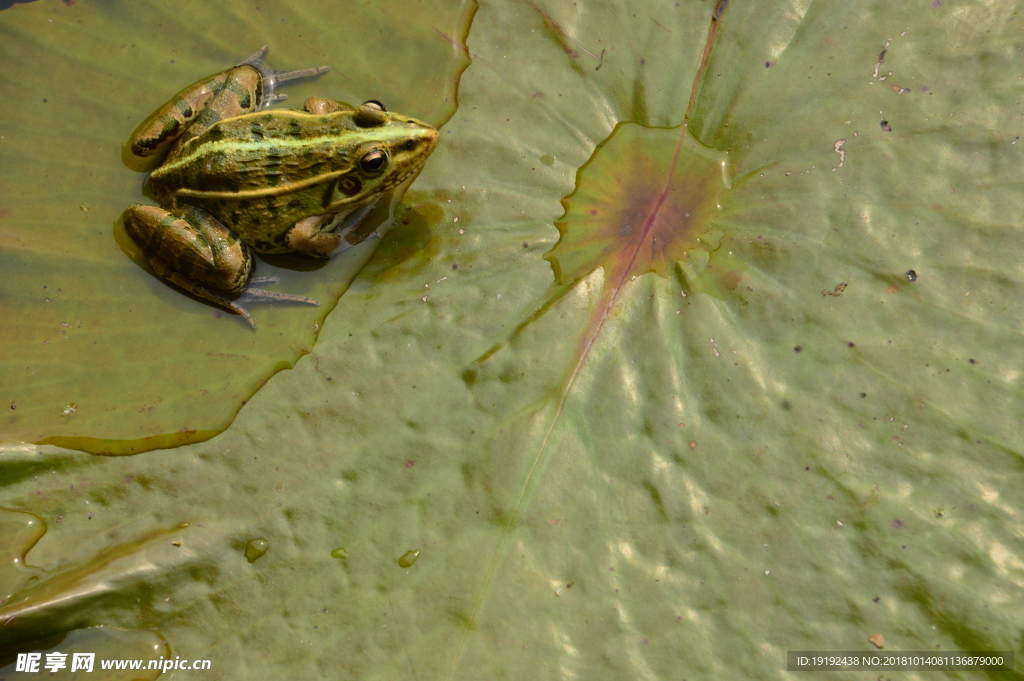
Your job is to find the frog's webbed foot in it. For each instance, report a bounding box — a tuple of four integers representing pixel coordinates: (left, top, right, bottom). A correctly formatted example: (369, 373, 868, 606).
(160, 271, 260, 329)
(164, 275, 318, 330)
(239, 46, 330, 106)
(236, 277, 320, 307)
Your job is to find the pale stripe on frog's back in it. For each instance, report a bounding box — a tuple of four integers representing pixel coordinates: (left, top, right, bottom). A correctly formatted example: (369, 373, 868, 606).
(150, 108, 437, 202)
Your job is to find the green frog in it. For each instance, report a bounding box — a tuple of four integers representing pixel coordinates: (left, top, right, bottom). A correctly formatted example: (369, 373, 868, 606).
(123, 47, 439, 328)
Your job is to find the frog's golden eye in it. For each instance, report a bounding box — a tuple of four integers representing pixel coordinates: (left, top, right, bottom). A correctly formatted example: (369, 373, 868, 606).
(359, 149, 390, 175)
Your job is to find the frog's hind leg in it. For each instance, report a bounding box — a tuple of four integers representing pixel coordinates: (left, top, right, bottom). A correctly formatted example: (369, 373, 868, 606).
(239, 46, 330, 105)
(128, 70, 235, 159)
(123, 204, 317, 328)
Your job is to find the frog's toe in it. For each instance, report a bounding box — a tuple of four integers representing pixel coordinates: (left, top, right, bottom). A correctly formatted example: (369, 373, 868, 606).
(159, 271, 257, 329)
(219, 299, 258, 329)
(237, 45, 330, 104)
(236, 284, 320, 308)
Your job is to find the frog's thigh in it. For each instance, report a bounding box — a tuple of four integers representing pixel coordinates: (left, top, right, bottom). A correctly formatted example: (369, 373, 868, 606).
(128, 71, 230, 159)
(285, 214, 340, 258)
(124, 204, 252, 292)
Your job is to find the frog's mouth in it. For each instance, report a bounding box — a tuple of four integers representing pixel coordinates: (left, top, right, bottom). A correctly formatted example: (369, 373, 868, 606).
(384, 125, 440, 187)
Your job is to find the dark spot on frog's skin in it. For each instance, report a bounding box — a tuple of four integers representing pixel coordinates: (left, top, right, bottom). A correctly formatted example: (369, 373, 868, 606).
(133, 119, 181, 153)
(203, 128, 225, 144)
(239, 92, 252, 109)
(237, 200, 251, 211)
(880, 119, 892, 132)
(217, 175, 240, 194)
(176, 99, 194, 119)
(262, 198, 280, 219)
(250, 123, 265, 140)
(254, 239, 273, 251)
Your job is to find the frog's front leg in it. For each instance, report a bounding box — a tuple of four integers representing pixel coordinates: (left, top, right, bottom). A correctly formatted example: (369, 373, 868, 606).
(285, 201, 382, 258)
(124, 204, 318, 328)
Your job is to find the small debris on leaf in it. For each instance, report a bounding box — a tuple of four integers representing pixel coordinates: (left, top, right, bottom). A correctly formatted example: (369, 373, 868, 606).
(822, 283, 848, 297)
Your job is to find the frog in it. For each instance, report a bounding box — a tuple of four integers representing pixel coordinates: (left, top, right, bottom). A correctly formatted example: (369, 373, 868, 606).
(123, 47, 439, 328)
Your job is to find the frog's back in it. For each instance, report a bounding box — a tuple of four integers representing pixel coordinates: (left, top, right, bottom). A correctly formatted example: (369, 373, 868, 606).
(151, 110, 361, 196)
(150, 109, 362, 251)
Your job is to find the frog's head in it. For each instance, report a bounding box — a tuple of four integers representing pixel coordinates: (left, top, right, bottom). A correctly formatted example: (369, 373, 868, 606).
(325, 101, 439, 211)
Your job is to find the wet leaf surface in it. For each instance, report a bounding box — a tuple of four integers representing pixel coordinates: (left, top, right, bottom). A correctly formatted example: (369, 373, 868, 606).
(3, 0, 1024, 679)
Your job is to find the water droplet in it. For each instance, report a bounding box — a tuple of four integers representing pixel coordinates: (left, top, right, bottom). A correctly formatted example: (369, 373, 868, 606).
(398, 550, 420, 568)
(905, 269, 917, 281)
(244, 538, 269, 563)
(330, 548, 347, 560)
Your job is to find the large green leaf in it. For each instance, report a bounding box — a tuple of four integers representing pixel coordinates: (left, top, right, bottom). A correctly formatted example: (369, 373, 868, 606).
(3, 0, 1024, 679)
(0, 0, 471, 452)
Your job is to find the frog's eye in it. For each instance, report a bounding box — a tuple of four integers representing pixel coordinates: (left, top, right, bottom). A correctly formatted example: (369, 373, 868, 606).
(355, 100, 388, 127)
(359, 149, 390, 174)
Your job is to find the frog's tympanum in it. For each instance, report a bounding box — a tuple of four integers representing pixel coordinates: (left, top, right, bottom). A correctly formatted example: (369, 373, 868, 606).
(123, 47, 439, 327)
